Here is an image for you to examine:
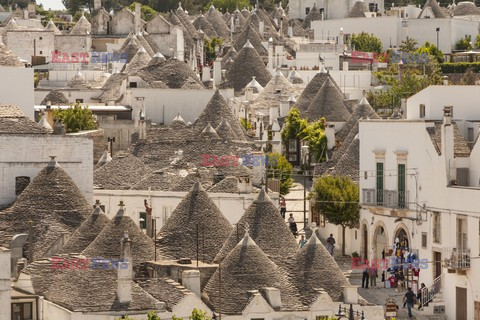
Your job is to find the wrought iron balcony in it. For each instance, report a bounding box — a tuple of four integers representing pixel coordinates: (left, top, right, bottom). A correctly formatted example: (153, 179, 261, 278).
(362, 189, 409, 209)
(444, 247, 471, 270)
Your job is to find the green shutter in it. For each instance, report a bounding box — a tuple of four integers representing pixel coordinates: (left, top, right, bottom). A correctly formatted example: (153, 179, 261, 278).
(398, 164, 406, 207)
(376, 162, 383, 205)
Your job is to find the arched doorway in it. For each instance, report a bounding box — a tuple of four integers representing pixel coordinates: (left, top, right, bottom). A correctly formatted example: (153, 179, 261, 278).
(373, 224, 388, 260)
(393, 225, 411, 253)
(361, 223, 368, 261)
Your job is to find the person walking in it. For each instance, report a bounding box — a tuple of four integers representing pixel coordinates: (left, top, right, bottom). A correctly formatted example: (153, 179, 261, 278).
(298, 235, 307, 248)
(403, 287, 417, 319)
(369, 264, 378, 288)
(288, 214, 297, 236)
(417, 283, 428, 310)
(326, 234, 335, 256)
(279, 197, 286, 219)
(362, 264, 370, 288)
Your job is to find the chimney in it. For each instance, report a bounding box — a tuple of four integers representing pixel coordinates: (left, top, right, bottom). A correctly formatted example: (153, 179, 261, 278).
(237, 175, 252, 194)
(182, 270, 201, 297)
(287, 26, 293, 38)
(202, 66, 211, 82)
(261, 287, 282, 309)
(342, 285, 359, 304)
(245, 87, 254, 101)
(326, 123, 336, 150)
(0, 248, 11, 320)
(268, 106, 279, 125)
(94, 0, 101, 10)
(23, 9, 28, 20)
(441, 106, 456, 185)
(133, 97, 145, 122)
(268, 38, 274, 69)
(443, 75, 448, 86)
(52, 119, 66, 135)
(45, 101, 54, 127)
(9, 234, 28, 277)
(259, 20, 264, 35)
(117, 231, 132, 304)
(134, 2, 141, 34)
(213, 61, 222, 86)
(251, 151, 266, 187)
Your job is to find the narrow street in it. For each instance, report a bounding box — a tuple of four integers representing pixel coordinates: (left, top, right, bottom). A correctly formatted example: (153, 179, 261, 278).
(284, 179, 437, 320)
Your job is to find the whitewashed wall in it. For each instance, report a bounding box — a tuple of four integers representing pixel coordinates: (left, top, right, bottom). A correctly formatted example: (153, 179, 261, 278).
(0, 67, 34, 119)
(0, 135, 93, 205)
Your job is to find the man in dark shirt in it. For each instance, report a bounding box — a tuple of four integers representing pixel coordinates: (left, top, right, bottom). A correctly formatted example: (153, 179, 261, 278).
(403, 287, 417, 319)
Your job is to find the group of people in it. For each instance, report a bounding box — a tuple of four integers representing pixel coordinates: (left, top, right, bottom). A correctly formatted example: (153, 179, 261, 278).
(361, 264, 378, 289)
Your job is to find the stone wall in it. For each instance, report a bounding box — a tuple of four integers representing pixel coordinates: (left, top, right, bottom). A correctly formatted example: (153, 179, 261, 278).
(111, 8, 135, 35)
(0, 135, 93, 206)
(6, 29, 55, 62)
(54, 35, 92, 56)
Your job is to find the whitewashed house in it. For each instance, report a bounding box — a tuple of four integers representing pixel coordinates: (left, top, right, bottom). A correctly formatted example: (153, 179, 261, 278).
(358, 85, 480, 320)
(289, 0, 385, 20)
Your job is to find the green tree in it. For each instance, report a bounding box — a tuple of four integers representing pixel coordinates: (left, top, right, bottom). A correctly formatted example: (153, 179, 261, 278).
(461, 68, 477, 85)
(147, 310, 161, 320)
(281, 107, 308, 145)
(416, 41, 443, 63)
(204, 0, 250, 13)
(476, 34, 480, 49)
(456, 36, 473, 51)
(53, 103, 98, 133)
(172, 308, 211, 320)
(267, 152, 294, 196)
(240, 118, 253, 131)
(300, 118, 327, 163)
(204, 37, 223, 63)
(309, 176, 360, 255)
(350, 32, 383, 54)
(399, 37, 418, 52)
(128, 2, 157, 21)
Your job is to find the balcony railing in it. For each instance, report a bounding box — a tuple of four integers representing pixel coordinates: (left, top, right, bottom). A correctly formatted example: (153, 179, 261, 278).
(444, 247, 471, 270)
(362, 189, 409, 209)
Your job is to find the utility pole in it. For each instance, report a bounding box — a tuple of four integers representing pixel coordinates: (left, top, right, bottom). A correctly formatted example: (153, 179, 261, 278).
(107, 137, 115, 157)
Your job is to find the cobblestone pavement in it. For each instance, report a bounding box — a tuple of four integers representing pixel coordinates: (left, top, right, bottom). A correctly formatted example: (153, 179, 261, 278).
(284, 179, 433, 319)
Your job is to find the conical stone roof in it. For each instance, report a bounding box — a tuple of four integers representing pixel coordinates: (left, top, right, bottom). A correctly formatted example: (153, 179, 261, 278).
(295, 70, 338, 115)
(254, 70, 296, 108)
(306, 77, 350, 122)
(156, 182, 233, 263)
(206, 5, 231, 39)
(347, 0, 368, 18)
(45, 19, 61, 35)
(221, 46, 237, 64)
(233, 24, 267, 56)
(204, 232, 302, 314)
(124, 47, 151, 74)
(41, 90, 69, 105)
(0, 41, 24, 67)
(214, 189, 298, 264)
(138, 58, 204, 89)
(82, 203, 155, 265)
(176, 6, 200, 39)
(120, 39, 141, 64)
(418, 0, 447, 18)
(328, 136, 360, 183)
(0, 160, 91, 260)
(135, 32, 155, 57)
(286, 232, 350, 304)
(194, 90, 246, 140)
(336, 96, 379, 142)
(199, 122, 220, 140)
(303, 4, 323, 28)
(224, 42, 272, 92)
(193, 14, 218, 39)
(287, 69, 304, 84)
(147, 52, 166, 67)
(70, 14, 91, 35)
(58, 201, 110, 254)
(215, 118, 238, 140)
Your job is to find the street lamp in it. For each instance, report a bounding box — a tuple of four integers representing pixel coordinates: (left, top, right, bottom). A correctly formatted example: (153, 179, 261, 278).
(436, 27, 440, 49)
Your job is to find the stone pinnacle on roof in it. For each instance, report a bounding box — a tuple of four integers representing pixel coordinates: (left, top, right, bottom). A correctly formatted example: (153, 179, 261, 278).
(287, 69, 304, 84)
(233, 24, 267, 56)
(214, 189, 298, 264)
(305, 77, 351, 122)
(204, 231, 302, 314)
(123, 47, 151, 74)
(156, 181, 233, 263)
(70, 13, 91, 35)
(97, 147, 112, 166)
(246, 76, 264, 93)
(45, 19, 61, 35)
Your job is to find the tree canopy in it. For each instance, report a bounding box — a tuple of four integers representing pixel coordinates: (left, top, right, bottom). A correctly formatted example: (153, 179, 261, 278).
(309, 176, 360, 255)
(350, 32, 383, 54)
(53, 103, 98, 133)
(416, 41, 444, 63)
(128, 2, 157, 21)
(204, 0, 251, 13)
